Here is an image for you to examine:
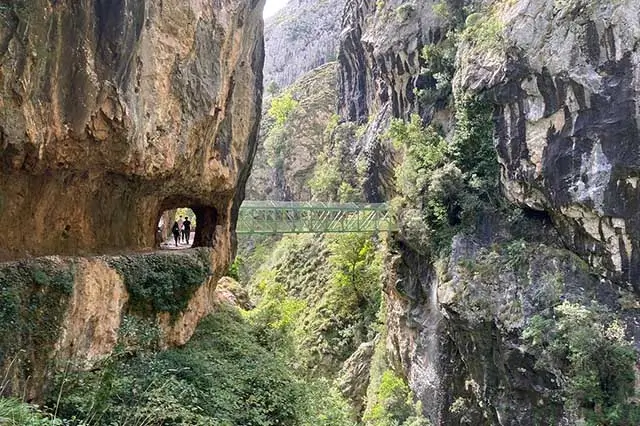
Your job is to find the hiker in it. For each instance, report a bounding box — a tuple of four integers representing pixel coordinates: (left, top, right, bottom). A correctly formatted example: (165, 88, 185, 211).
(177, 216, 184, 242)
(183, 217, 192, 244)
(171, 221, 180, 247)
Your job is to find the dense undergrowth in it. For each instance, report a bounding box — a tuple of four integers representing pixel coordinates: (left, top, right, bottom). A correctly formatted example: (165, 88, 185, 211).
(388, 92, 498, 258)
(237, 232, 432, 425)
(0, 306, 354, 426)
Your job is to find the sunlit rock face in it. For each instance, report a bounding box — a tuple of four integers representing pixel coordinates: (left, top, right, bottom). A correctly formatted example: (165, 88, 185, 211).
(263, 0, 345, 89)
(455, 0, 640, 286)
(0, 0, 264, 260)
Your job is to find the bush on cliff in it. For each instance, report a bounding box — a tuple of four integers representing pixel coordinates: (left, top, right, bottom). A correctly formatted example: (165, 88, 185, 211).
(523, 302, 640, 425)
(52, 306, 305, 426)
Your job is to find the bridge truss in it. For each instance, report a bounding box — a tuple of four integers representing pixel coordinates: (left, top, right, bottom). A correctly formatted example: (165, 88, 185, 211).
(237, 201, 394, 234)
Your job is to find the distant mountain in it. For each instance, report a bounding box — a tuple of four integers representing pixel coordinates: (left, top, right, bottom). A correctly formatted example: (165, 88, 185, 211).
(263, 0, 346, 89)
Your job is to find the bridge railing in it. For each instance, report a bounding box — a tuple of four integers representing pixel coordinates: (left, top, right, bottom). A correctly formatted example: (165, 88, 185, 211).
(237, 201, 394, 234)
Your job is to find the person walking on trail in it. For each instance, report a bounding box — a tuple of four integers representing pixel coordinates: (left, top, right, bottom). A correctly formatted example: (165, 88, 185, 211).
(177, 216, 184, 244)
(171, 221, 181, 247)
(183, 217, 192, 245)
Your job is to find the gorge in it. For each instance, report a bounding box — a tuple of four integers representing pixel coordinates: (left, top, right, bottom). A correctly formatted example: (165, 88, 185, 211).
(1, 0, 640, 425)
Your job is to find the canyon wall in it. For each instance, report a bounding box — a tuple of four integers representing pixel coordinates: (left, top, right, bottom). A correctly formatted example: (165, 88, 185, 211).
(0, 0, 264, 400)
(263, 0, 345, 90)
(337, 0, 640, 423)
(0, 0, 264, 259)
(455, 0, 640, 286)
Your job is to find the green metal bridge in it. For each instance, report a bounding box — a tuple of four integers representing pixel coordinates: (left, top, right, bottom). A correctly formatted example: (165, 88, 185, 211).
(237, 201, 394, 234)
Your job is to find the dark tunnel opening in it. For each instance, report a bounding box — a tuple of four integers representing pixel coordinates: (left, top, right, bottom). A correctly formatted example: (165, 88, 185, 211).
(157, 204, 218, 250)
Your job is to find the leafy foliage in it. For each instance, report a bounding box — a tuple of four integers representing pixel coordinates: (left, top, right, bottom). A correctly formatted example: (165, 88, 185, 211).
(308, 121, 364, 202)
(364, 370, 431, 426)
(0, 398, 62, 426)
(415, 39, 457, 108)
(268, 92, 299, 126)
(107, 250, 211, 318)
(388, 96, 498, 256)
(308, 152, 342, 201)
(460, 12, 505, 51)
(0, 259, 74, 388)
(522, 302, 640, 425)
(300, 379, 357, 426)
(246, 233, 383, 377)
(52, 307, 306, 426)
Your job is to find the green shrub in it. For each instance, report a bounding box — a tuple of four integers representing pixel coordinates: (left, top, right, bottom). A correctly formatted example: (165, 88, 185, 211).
(416, 40, 457, 108)
(309, 152, 342, 201)
(268, 92, 299, 126)
(388, 97, 498, 257)
(522, 302, 640, 425)
(301, 379, 357, 426)
(0, 398, 61, 426)
(227, 255, 243, 280)
(460, 12, 505, 51)
(53, 306, 306, 426)
(245, 233, 383, 378)
(451, 93, 499, 195)
(0, 259, 74, 385)
(364, 370, 430, 426)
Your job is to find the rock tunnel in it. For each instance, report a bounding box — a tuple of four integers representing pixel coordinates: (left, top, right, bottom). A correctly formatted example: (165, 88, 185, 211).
(0, 0, 263, 261)
(157, 199, 220, 249)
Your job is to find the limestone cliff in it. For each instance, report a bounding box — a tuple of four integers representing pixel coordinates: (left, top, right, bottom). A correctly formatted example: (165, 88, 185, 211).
(337, 0, 454, 202)
(0, 0, 264, 259)
(455, 0, 640, 286)
(263, 0, 345, 90)
(0, 0, 263, 402)
(0, 248, 232, 400)
(336, 0, 640, 424)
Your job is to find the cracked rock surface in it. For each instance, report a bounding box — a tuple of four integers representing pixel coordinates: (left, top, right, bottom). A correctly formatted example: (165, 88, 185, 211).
(0, 0, 264, 259)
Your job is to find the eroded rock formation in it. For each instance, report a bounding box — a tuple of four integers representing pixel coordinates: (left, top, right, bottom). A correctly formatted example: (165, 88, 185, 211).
(0, 0, 264, 401)
(336, 0, 640, 424)
(0, 0, 264, 259)
(263, 0, 344, 90)
(455, 0, 640, 286)
(0, 247, 231, 400)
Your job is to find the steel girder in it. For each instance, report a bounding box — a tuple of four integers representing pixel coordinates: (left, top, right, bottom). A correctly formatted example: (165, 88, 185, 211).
(236, 201, 394, 234)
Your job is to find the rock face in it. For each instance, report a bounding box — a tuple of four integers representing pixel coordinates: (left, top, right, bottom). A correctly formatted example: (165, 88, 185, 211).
(247, 63, 338, 200)
(338, 0, 447, 123)
(388, 222, 640, 425)
(0, 247, 226, 400)
(263, 0, 345, 89)
(336, 0, 640, 423)
(337, 0, 452, 201)
(455, 0, 640, 285)
(0, 0, 264, 260)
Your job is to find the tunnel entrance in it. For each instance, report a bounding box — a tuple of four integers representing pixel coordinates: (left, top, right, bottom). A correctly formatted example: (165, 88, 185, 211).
(157, 205, 218, 250)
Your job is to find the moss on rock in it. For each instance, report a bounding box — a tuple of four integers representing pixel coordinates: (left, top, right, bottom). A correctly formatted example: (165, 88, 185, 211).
(106, 249, 212, 319)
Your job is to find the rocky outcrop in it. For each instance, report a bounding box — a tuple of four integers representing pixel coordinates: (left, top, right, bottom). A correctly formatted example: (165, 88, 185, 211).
(0, 247, 226, 400)
(455, 0, 640, 285)
(338, 0, 449, 123)
(337, 0, 454, 201)
(338, 340, 376, 416)
(263, 0, 345, 90)
(247, 63, 338, 200)
(387, 218, 640, 425)
(0, 0, 263, 260)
